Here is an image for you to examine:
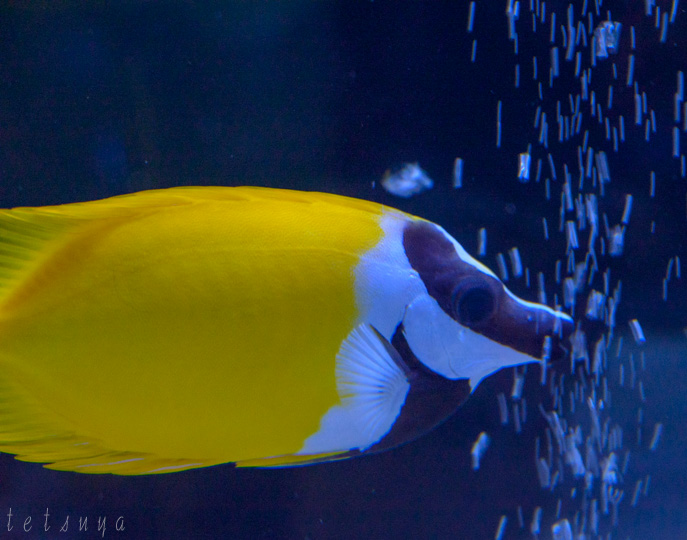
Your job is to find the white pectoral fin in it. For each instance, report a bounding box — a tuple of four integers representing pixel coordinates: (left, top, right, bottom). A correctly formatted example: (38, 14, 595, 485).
(336, 324, 410, 440)
(299, 324, 410, 455)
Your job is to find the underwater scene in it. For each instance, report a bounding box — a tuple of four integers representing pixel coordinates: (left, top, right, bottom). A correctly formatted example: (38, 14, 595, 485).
(0, 1, 685, 539)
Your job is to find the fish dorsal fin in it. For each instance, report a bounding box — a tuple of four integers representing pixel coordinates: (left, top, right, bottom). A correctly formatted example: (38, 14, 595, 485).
(0, 206, 93, 308)
(0, 189, 215, 306)
(2, 186, 388, 222)
(0, 186, 391, 308)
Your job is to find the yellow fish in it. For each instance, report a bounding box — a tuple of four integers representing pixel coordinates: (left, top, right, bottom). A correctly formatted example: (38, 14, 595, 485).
(0, 187, 572, 474)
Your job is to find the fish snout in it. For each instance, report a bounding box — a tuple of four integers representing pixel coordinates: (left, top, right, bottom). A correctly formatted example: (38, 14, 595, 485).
(495, 290, 574, 362)
(526, 303, 574, 364)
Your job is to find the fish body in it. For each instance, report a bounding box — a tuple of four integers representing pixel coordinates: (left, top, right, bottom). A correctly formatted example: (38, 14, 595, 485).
(0, 187, 571, 474)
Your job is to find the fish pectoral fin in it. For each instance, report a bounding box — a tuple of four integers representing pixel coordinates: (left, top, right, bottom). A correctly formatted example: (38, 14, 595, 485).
(335, 323, 411, 447)
(299, 324, 410, 457)
(240, 324, 411, 468)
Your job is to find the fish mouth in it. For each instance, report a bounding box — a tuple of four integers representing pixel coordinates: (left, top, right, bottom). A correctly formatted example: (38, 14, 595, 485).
(532, 307, 574, 365)
(546, 315, 574, 364)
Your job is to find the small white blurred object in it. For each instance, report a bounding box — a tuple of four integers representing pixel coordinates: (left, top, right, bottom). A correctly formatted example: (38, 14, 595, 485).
(381, 162, 434, 197)
(594, 21, 621, 58)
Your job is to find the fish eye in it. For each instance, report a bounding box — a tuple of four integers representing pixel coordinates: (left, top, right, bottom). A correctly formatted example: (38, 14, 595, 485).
(452, 278, 497, 327)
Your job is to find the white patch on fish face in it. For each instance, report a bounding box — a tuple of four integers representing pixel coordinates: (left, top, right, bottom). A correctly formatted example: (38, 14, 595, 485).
(353, 212, 427, 340)
(402, 294, 540, 390)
